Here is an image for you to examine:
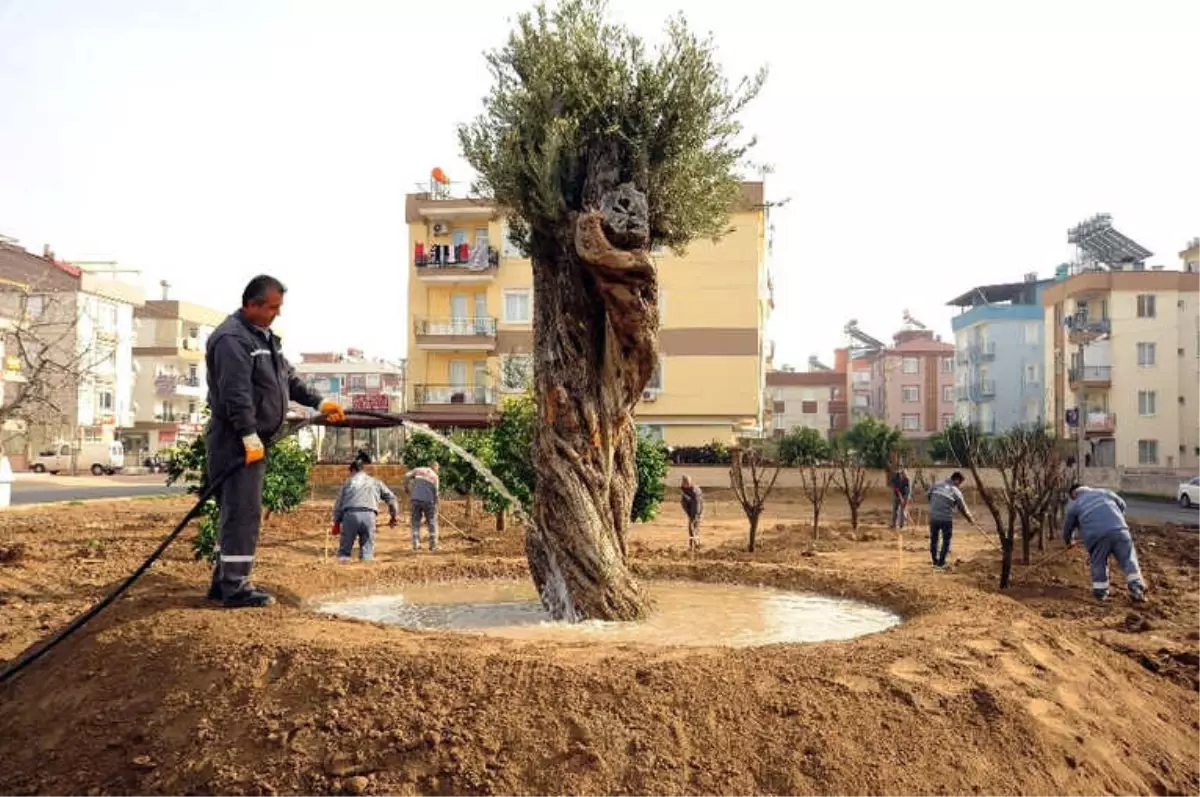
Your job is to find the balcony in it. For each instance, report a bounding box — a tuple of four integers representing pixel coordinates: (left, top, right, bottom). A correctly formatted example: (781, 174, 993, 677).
(408, 383, 496, 427)
(1076, 411, 1117, 437)
(1066, 316, 1111, 344)
(133, 337, 204, 361)
(968, 341, 996, 361)
(956, 385, 969, 401)
(413, 317, 497, 350)
(414, 245, 499, 283)
(977, 379, 996, 397)
(1068, 365, 1112, 387)
(154, 374, 204, 398)
(828, 399, 847, 415)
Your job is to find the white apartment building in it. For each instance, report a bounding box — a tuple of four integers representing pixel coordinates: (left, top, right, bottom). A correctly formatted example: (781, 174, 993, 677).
(1043, 266, 1200, 470)
(126, 296, 225, 457)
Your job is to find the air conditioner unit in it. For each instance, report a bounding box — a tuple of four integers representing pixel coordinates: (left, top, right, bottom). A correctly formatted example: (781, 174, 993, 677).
(431, 222, 451, 236)
(641, 389, 658, 402)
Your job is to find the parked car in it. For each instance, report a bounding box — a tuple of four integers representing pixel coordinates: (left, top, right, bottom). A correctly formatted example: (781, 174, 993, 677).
(1178, 476, 1200, 508)
(30, 441, 125, 476)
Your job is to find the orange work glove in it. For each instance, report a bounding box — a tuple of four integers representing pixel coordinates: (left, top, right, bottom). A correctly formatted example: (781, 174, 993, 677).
(319, 400, 346, 423)
(242, 433, 265, 465)
(330, 523, 341, 537)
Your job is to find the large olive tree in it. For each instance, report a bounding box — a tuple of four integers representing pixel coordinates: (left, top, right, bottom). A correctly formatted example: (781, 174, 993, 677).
(460, 0, 763, 621)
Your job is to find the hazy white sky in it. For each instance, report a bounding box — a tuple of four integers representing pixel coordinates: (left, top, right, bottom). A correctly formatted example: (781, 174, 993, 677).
(1, 0, 1197, 365)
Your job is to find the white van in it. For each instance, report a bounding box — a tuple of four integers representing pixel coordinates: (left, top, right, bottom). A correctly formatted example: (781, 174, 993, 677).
(30, 441, 125, 476)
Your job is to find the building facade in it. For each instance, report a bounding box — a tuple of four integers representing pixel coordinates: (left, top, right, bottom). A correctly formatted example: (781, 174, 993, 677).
(766, 357, 849, 440)
(947, 277, 1050, 433)
(1042, 267, 1200, 469)
(869, 328, 957, 445)
(403, 182, 771, 446)
(294, 350, 405, 413)
(0, 244, 143, 463)
(127, 297, 224, 457)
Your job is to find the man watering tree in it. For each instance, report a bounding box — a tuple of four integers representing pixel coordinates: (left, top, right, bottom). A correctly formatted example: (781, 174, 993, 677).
(205, 275, 345, 608)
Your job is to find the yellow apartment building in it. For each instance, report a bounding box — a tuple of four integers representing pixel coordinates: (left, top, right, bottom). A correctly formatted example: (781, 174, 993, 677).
(1043, 267, 1199, 470)
(404, 182, 771, 446)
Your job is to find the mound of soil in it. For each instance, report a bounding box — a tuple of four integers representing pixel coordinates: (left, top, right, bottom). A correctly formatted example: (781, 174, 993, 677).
(1, 498, 1197, 795)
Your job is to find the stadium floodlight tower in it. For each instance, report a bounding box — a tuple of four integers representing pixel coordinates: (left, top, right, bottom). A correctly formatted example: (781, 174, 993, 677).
(1066, 213, 1153, 272)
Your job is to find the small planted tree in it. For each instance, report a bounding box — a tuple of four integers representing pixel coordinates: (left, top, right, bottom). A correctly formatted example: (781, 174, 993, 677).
(631, 432, 670, 525)
(730, 444, 782, 552)
(164, 428, 315, 562)
(945, 421, 1064, 587)
(797, 463, 835, 540)
(831, 445, 874, 531)
(460, 0, 764, 620)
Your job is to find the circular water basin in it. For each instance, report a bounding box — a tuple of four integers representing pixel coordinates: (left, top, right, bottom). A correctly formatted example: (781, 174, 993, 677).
(313, 579, 900, 648)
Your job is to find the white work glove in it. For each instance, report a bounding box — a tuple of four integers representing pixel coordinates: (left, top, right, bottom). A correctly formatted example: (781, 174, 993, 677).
(242, 433, 265, 465)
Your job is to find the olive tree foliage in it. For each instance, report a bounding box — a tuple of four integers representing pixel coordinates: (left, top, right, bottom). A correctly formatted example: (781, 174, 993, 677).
(458, 0, 765, 622)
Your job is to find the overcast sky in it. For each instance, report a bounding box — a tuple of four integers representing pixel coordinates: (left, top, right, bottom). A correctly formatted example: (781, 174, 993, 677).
(1, 0, 1196, 365)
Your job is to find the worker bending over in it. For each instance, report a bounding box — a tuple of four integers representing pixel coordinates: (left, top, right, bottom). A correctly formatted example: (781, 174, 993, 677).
(889, 468, 912, 529)
(404, 461, 440, 551)
(331, 459, 399, 561)
(926, 471, 975, 569)
(1062, 484, 1146, 603)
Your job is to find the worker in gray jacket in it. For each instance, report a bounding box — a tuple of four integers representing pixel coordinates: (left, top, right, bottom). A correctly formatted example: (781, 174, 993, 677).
(1062, 484, 1146, 603)
(205, 275, 345, 607)
(926, 471, 975, 569)
(404, 461, 440, 551)
(332, 459, 399, 561)
(680, 474, 704, 551)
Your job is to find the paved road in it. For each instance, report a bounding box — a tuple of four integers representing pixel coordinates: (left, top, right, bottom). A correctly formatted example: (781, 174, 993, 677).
(8, 475, 185, 506)
(1124, 497, 1199, 527)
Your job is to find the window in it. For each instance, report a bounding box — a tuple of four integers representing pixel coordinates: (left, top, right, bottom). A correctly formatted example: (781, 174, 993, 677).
(187, 325, 199, 339)
(188, 364, 198, 383)
(901, 413, 920, 431)
(1136, 294, 1156, 318)
(348, 374, 365, 390)
(902, 357, 919, 374)
(941, 414, 955, 429)
(1138, 390, 1157, 416)
(902, 386, 919, 403)
(503, 289, 531, 323)
(1023, 323, 1040, 344)
(1025, 363, 1039, 384)
(941, 356, 954, 373)
(24, 295, 47, 319)
(801, 400, 818, 414)
(853, 394, 869, 408)
(1136, 342, 1156, 367)
(853, 370, 871, 384)
(646, 360, 663, 391)
(773, 415, 786, 431)
(637, 424, 664, 442)
(501, 220, 524, 257)
(97, 391, 113, 411)
(366, 373, 381, 388)
(500, 354, 533, 392)
(1137, 439, 1158, 465)
(942, 385, 954, 403)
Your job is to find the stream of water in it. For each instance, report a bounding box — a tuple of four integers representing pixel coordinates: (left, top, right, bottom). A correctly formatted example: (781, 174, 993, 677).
(313, 579, 901, 648)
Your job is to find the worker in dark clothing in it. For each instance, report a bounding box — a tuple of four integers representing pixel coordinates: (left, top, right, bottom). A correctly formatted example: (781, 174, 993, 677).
(889, 468, 912, 529)
(926, 471, 975, 569)
(205, 275, 345, 607)
(1062, 484, 1146, 603)
(331, 459, 399, 562)
(680, 474, 704, 551)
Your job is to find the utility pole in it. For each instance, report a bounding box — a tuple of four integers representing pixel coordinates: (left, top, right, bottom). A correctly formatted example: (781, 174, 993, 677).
(1074, 338, 1087, 483)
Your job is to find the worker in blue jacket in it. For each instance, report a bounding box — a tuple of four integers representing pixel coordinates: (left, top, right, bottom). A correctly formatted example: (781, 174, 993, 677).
(1062, 484, 1146, 603)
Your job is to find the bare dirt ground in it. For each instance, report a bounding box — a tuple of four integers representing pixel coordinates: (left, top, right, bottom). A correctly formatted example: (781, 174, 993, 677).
(1, 489, 1197, 796)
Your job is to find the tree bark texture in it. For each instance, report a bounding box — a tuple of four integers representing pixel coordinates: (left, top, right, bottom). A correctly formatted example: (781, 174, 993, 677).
(524, 178, 658, 622)
(748, 513, 760, 553)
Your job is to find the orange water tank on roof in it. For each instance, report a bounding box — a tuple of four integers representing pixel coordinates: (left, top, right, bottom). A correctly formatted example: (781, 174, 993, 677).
(431, 167, 449, 184)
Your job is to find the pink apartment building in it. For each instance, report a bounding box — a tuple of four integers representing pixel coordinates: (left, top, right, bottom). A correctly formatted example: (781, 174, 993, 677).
(869, 329, 957, 443)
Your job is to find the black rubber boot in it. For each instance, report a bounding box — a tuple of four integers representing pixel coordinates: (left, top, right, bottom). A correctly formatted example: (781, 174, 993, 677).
(206, 583, 222, 601)
(223, 589, 274, 609)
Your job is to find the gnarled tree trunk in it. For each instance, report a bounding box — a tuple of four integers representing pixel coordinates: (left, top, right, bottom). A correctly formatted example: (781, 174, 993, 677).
(525, 176, 658, 622)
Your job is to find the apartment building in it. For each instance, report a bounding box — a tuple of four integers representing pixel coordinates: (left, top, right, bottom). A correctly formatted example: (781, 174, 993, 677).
(403, 181, 771, 446)
(766, 350, 850, 440)
(1043, 266, 1200, 470)
(127, 295, 224, 456)
(947, 276, 1051, 433)
(0, 243, 143, 463)
(294, 350, 405, 412)
(869, 327, 957, 446)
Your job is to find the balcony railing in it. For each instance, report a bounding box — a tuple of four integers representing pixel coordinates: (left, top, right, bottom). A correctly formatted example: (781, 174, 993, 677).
(414, 384, 496, 406)
(1076, 412, 1117, 435)
(414, 317, 497, 337)
(1069, 365, 1112, 385)
(154, 412, 202, 424)
(976, 379, 996, 397)
(414, 245, 499, 270)
(969, 341, 996, 361)
(956, 385, 969, 401)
